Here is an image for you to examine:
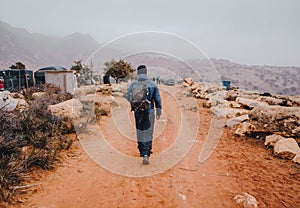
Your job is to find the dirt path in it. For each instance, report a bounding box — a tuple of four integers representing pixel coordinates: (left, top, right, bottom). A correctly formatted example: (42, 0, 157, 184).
(15, 86, 300, 208)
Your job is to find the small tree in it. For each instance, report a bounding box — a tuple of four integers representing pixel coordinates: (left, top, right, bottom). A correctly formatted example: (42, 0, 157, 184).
(70, 60, 93, 86)
(9, 62, 26, 69)
(104, 59, 135, 84)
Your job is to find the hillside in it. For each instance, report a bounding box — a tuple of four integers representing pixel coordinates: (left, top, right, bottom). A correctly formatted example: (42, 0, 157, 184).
(0, 20, 299, 95)
(125, 54, 299, 96)
(0, 20, 99, 69)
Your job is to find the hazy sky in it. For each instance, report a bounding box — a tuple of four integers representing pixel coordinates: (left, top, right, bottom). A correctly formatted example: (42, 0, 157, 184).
(0, 0, 300, 66)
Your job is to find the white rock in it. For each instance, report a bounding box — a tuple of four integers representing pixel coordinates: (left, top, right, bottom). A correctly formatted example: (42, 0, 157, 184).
(229, 101, 241, 108)
(213, 107, 249, 119)
(0, 91, 18, 111)
(32, 92, 46, 99)
(236, 97, 268, 109)
(235, 122, 256, 136)
(225, 114, 249, 128)
(264, 134, 287, 147)
(292, 155, 300, 164)
(178, 193, 186, 201)
(234, 192, 258, 208)
(48, 98, 83, 119)
(274, 138, 300, 160)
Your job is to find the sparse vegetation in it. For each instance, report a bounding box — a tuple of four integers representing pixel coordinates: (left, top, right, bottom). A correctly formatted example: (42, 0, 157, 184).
(0, 85, 74, 204)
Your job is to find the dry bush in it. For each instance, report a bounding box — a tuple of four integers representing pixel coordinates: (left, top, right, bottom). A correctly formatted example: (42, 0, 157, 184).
(0, 85, 75, 203)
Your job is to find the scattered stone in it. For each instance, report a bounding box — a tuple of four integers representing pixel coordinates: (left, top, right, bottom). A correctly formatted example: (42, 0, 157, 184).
(258, 96, 288, 106)
(183, 78, 194, 86)
(213, 107, 249, 119)
(32, 92, 46, 99)
(274, 138, 300, 160)
(234, 192, 258, 208)
(292, 155, 300, 164)
(225, 114, 249, 128)
(264, 134, 287, 147)
(178, 193, 186, 201)
(249, 106, 300, 137)
(236, 97, 268, 109)
(0, 91, 19, 111)
(48, 98, 82, 119)
(288, 97, 300, 107)
(235, 122, 256, 136)
(229, 101, 241, 108)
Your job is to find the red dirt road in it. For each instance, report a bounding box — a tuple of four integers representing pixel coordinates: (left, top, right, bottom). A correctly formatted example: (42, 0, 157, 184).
(14, 86, 300, 208)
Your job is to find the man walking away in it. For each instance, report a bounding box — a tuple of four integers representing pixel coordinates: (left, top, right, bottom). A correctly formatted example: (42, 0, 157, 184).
(126, 65, 162, 165)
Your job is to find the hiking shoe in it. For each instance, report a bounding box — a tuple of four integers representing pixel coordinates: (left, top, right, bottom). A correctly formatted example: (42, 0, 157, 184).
(142, 155, 149, 165)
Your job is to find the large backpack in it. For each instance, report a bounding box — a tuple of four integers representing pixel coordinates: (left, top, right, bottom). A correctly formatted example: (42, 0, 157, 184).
(129, 80, 151, 111)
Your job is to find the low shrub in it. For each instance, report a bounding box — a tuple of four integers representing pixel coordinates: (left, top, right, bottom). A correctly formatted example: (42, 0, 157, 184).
(0, 85, 74, 203)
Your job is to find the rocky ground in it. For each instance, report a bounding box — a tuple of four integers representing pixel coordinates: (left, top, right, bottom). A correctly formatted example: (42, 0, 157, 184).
(2, 82, 300, 208)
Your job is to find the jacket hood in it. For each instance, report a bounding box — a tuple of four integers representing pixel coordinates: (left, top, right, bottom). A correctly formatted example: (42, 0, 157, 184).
(136, 74, 149, 81)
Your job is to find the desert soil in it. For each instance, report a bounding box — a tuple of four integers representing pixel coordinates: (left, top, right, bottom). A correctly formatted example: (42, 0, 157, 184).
(10, 85, 300, 208)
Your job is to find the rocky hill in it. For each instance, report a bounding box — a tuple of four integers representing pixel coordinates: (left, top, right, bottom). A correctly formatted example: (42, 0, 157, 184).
(0, 20, 99, 69)
(126, 54, 299, 96)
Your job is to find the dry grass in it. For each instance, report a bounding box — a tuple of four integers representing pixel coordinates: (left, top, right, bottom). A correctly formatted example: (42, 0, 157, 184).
(0, 85, 74, 203)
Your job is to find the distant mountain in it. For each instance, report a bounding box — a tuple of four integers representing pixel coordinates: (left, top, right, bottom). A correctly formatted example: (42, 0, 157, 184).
(0, 20, 99, 69)
(210, 59, 300, 96)
(125, 54, 300, 96)
(1, 20, 299, 95)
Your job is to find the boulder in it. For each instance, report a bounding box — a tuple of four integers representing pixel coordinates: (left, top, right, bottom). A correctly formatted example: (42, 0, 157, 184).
(289, 97, 300, 107)
(48, 98, 82, 119)
(258, 96, 289, 106)
(0, 91, 18, 111)
(74, 86, 96, 97)
(249, 106, 300, 137)
(235, 122, 256, 136)
(225, 114, 249, 128)
(274, 138, 300, 160)
(208, 91, 229, 107)
(264, 134, 287, 147)
(236, 97, 268, 109)
(213, 107, 249, 118)
(32, 92, 46, 99)
(183, 78, 194, 86)
(229, 101, 241, 108)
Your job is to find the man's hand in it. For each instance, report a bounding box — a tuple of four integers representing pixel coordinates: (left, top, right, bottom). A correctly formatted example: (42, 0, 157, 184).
(156, 115, 160, 120)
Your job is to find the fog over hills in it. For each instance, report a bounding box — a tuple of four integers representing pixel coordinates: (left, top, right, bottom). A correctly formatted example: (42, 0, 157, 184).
(0, 20, 99, 69)
(0, 20, 299, 95)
